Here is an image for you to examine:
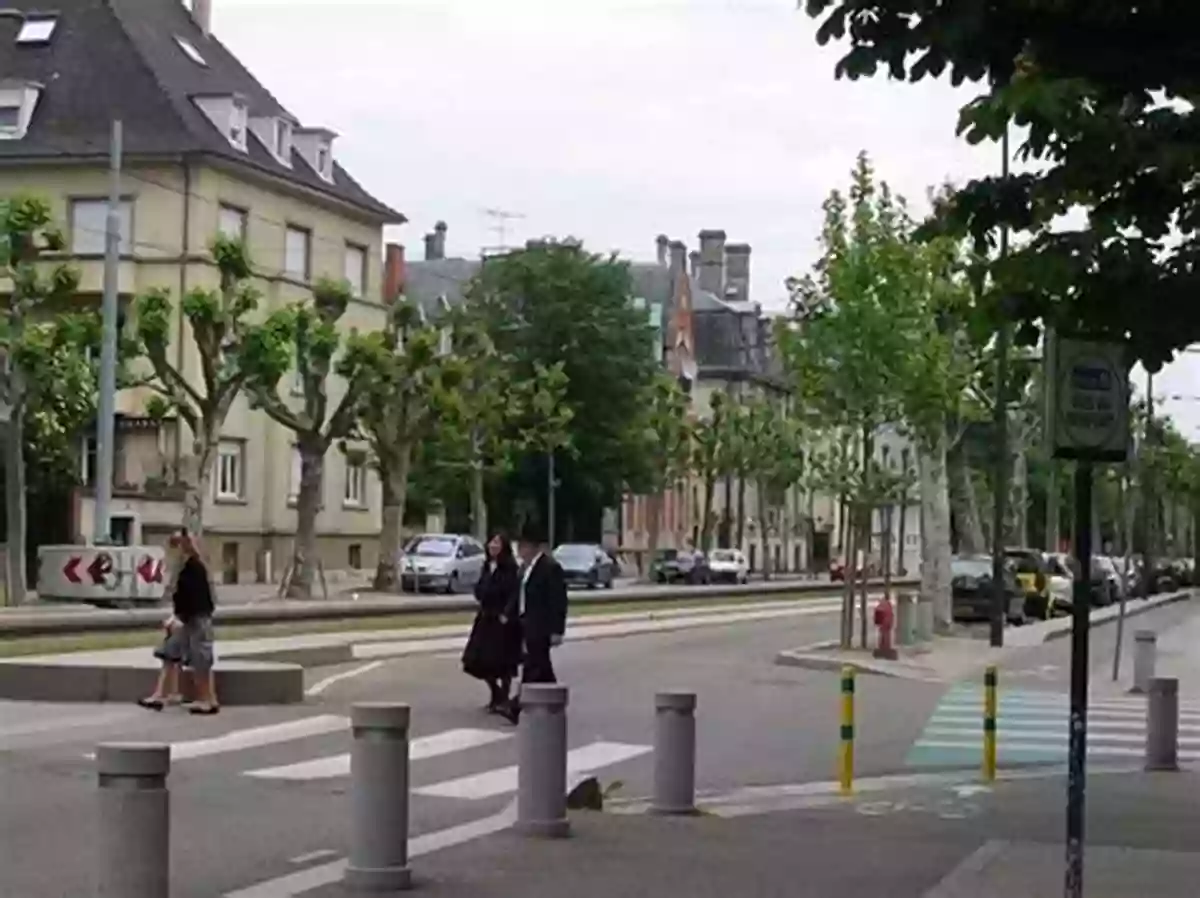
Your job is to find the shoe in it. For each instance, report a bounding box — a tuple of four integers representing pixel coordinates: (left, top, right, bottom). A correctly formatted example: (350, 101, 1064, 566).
(137, 697, 164, 711)
(188, 704, 220, 716)
(499, 702, 519, 725)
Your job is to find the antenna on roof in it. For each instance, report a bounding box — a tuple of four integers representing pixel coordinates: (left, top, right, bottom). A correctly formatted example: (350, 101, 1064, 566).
(480, 207, 525, 256)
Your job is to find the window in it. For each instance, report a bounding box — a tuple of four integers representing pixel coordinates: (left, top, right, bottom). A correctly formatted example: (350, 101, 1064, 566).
(229, 99, 248, 149)
(70, 199, 133, 255)
(218, 204, 247, 241)
(348, 544, 362, 570)
(316, 144, 331, 180)
(274, 119, 292, 161)
(343, 243, 366, 297)
(80, 436, 97, 486)
(214, 440, 244, 501)
(344, 459, 367, 507)
(0, 104, 19, 131)
(17, 18, 57, 44)
(174, 36, 206, 65)
(284, 225, 310, 279)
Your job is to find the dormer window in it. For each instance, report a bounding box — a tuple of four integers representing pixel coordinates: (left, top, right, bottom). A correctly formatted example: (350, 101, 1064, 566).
(16, 18, 57, 44)
(274, 119, 292, 161)
(0, 81, 42, 140)
(316, 146, 330, 179)
(175, 36, 207, 66)
(229, 98, 248, 150)
(293, 127, 337, 183)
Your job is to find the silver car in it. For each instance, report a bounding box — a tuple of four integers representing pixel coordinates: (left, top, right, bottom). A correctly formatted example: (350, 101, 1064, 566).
(399, 533, 487, 593)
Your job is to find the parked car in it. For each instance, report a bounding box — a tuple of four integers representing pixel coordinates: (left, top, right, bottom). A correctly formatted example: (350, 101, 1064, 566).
(1043, 552, 1075, 612)
(650, 548, 711, 585)
(398, 533, 487, 593)
(1004, 548, 1057, 620)
(554, 543, 617, 590)
(708, 548, 749, 584)
(1094, 556, 1125, 604)
(951, 555, 1026, 625)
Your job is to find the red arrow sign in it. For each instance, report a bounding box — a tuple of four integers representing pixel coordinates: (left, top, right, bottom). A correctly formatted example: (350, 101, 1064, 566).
(87, 553, 112, 585)
(137, 557, 163, 584)
(63, 556, 82, 584)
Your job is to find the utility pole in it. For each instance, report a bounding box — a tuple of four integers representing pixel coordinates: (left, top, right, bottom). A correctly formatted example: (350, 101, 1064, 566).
(92, 120, 122, 546)
(547, 450, 557, 549)
(1045, 327, 1060, 552)
(989, 124, 1012, 649)
(481, 207, 525, 256)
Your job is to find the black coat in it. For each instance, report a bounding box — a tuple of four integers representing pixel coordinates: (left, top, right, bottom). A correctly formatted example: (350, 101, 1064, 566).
(462, 561, 521, 680)
(511, 554, 568, 644)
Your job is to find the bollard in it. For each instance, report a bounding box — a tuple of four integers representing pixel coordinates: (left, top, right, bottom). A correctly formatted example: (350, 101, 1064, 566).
(1131, 630, 1157, 694)
(915, 596, 934, 642)
(517, 684, 570, 838)
(1145, 677, 1180, 772)
(982, 666, 998, 782)
(895, 594, 915, 646)
(344, 703, 413, 891)
(839, 666, 855, 795)
(95, 743, 170, 898)
(652, 691, 697, 815)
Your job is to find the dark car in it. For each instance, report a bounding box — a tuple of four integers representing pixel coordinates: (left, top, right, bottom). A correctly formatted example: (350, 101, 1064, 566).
(650, 548, 711, 585)
(951, 555, 1027, 625)
(553, 543, 616, 590)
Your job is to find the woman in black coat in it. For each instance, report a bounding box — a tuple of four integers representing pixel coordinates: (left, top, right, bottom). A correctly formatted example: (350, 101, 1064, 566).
(462, 532, 522, 712)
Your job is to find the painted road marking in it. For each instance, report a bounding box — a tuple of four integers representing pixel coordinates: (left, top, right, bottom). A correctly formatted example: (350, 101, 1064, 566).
(244, 727, 512, 781)
(414, 740, 651, 800)
(169, 716, 350, 762)
(305, 661, 384, 697)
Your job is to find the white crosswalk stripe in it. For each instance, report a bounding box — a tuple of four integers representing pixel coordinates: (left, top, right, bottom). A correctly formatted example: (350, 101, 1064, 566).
(908, 686, 1200, 767)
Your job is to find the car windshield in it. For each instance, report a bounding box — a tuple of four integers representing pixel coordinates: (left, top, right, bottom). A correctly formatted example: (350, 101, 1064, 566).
(406, 537, 456, 557)
(952, 558, 993, 579)
(711, 550, 736, 562)
(555, 545, 594, 561)
(655, 549, 678, 561)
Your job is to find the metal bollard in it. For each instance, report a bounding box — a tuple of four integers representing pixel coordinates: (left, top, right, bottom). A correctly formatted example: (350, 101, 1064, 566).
(895, 594, 915, 646)
(1131, 630, 1157, 694)
(95, 743, 170, 898)
(1145, 677, 1180, 772)
(344, 703, 413, 891)
(839, 666, 855, 795)
(517, 684, 570, 838)
(652, 691, 697, 815)
(915, 596, 934, 642)
(982, 666, 998, 782)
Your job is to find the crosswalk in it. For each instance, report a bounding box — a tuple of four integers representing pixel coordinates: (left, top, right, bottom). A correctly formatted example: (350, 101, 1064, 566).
(907, 685, 1200, 768)
(108, 714, 652, 802)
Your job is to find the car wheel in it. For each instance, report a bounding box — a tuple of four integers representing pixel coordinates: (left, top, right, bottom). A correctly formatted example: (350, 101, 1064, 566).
(445, 572, 458, 595)
(587, 574, 598, 590)
(604, 576, 614, 589)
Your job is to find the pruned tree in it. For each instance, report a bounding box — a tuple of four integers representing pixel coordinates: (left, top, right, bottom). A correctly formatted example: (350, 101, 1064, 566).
(740, 396, 805, 580)
(0, 195, 81, 604)
(345, 300, 463, 591)
(241, 278, 371, 599)
(691, 390, 735, 552)
(134, 236, 260, 535)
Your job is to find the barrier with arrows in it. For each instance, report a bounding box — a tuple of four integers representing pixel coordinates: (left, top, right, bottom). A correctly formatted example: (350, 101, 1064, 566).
(38, 545, 167, 605)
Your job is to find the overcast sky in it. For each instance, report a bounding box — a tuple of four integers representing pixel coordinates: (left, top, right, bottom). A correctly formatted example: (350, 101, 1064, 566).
(210, 0, 1199, 435)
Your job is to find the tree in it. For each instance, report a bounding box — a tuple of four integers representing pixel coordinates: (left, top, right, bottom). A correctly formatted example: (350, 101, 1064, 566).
(802, 0, 1200, 370)
(625, 373, 693, 570)
(740, 396, 806, 580)
(240, 279, 371, 599)
(691, 390, 735, 552)
(0, 196, 81, 604)
(463, 240, 659, 536)
(134, 237, 261, 535)
(346, 300, 463, 591)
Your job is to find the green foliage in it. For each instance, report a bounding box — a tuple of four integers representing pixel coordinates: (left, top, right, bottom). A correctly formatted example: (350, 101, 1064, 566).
(464, 239, 658, 516)
(803, 0, 1200, 369)
(625, 373, 692, 496)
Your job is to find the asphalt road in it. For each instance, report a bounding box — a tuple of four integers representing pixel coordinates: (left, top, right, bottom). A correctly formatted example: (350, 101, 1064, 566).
(0, 604, 943, 898)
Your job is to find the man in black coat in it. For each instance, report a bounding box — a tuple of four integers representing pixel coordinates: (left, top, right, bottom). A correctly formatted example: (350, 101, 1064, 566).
(501, 523, 568, 723)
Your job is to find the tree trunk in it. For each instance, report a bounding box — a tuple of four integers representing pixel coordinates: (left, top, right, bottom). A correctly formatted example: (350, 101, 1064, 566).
(1011, 444, 1029, 547)
(883, 505, 894, 603)
(841, 516, 855, 648)
(736, 477, 746, 548)
(895, 488, 908, 576)
(949, 443, 985, 554)
(374, 446, 412, 591)
(286, 442, 325, 600)
(183, 432, 217, 538)
(4, 383, 26, 606)
(470, 455, 487, 543)
(645, 490, 664, 582)
(918, 431, 953, 629)
(757, 480, 771, 581)
(701, 474, 716, 552)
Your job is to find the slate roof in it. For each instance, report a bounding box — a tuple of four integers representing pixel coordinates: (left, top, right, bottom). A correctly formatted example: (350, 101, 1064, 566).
(0, 0, 402, 221)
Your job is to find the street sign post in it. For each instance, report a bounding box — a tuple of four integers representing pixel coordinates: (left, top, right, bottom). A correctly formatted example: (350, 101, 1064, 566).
(1046, 332, 1130, 898)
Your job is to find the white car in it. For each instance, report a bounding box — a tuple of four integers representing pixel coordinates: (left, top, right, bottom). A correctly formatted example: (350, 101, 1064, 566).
(708, 548, 749, 584)
(399, 533, 487, 593)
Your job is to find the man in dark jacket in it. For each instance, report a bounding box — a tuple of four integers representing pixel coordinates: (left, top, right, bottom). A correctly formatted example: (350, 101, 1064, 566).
(501, 523, 568, 723)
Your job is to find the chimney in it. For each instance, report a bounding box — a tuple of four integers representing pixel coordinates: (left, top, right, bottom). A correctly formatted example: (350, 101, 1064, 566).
(668, 240, 687, 281)
(724, 243, 751, 303)
(423, 221, 446, 260)
(191, 0, 212, 37)
(382, 243, 406, 304)
(689, 250, 700, 279)
(697, 229, 726, 297)
(655, 234, 670, 266)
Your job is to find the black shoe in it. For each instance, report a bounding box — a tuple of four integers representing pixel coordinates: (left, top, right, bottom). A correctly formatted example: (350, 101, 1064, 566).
(499, 702, 519, 725)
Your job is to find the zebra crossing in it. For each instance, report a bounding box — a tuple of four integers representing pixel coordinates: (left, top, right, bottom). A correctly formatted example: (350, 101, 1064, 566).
(907, 684, 1200, 768)
(118, 714, 652, 801)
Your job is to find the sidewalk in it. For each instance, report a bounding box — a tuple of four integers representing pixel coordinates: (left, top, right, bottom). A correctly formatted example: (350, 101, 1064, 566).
(304, 768, 1200, 898)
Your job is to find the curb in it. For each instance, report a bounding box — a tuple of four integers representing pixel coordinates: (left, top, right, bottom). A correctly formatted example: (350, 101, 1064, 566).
(773, 641, 943, 681)
(1040, 589, 1194, 641)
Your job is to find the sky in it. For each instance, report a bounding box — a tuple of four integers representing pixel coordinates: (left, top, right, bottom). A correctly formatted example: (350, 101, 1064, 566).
(208, 0, 1199, 435)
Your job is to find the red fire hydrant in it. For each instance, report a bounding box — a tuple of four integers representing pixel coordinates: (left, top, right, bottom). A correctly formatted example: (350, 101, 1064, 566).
(873, 595, 898, 660)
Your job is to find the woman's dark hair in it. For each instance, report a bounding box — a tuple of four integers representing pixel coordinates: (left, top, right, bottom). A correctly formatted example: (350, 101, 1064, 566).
(487, 532, 516, 566)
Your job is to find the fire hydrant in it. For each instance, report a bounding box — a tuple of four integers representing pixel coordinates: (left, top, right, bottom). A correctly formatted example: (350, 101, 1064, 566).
(873, 595, 898, 660)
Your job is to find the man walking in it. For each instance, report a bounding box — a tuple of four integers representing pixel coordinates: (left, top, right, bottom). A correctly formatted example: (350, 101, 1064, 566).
(501, 522, 568, 724)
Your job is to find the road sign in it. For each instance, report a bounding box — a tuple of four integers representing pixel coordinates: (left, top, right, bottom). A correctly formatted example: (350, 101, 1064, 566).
(63, 556, 82, 584)
(87, 552, 114, 586)
(38, 545, 168, 604)
(137, 555, 164, 584)
(1048, 334, 1130, 462)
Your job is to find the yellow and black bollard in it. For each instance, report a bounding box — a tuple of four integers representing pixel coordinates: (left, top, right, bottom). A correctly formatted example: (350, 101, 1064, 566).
(839, 665, 855, 795)
(983, 665, 998, 782)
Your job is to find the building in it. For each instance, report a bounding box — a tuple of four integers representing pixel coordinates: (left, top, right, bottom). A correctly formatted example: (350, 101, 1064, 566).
(0, 0, 403, 582)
